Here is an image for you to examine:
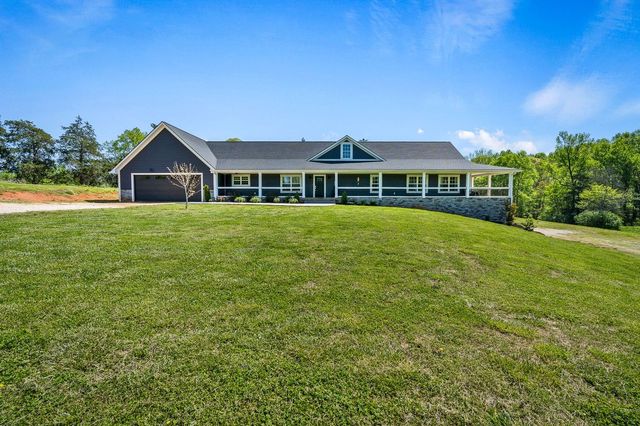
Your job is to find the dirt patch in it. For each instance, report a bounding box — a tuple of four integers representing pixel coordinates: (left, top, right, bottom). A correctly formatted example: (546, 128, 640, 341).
(535, 228, 575, 238)
(0, 191, 117, 203)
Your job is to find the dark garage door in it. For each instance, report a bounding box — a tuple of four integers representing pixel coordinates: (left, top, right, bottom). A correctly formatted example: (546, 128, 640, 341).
(133, 175, 201, 202)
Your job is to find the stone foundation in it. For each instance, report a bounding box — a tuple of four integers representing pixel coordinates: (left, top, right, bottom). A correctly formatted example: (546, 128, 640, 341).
(360, 197, 509, 223)
(120, 189, 132, 202)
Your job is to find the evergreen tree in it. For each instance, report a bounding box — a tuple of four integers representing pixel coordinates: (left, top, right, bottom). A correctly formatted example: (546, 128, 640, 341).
(58, 116, 102, 185)
(4, 120, 55, 183)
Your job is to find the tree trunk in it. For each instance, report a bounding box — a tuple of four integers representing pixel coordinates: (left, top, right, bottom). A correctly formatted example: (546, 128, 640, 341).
(184, 188, 189, 209)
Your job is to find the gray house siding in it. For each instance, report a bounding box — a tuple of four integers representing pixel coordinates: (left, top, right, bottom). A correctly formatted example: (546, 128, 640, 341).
(315, 144, 378, 161)
(121, 129, 213, 192)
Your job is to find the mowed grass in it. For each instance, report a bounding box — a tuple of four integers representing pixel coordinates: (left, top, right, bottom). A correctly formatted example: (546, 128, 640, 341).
(0, 205, 638, 424)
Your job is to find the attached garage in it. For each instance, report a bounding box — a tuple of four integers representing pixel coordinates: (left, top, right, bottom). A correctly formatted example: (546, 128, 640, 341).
(132, 174, 203, 202)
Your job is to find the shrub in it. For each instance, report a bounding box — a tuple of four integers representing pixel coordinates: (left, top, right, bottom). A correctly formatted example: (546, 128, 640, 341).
(0, 171, 16, 181)
(249, 196, 261, 203)
(273, 196, 281, 203)
(340, 191, 348, 205)
(215, 196, 228, 202)
(578, 184, 624, 214)
(523, 215, 535, 231)
(203, 184, 211, 202)
(264, 194, 274, 203)
(234, 196, 246, 203)
(288, 196, 299, 204)
(359, 200, 367, 205)
(575, 210, 623, 230)
(506, 202, 517, 225)
(369, 200, 377, 206)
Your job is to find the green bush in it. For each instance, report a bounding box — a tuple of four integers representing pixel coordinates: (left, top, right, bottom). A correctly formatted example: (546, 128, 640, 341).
(249, 196, 261, 203)
(369, 200, 377, 206)
(288, 196, 299, 204)
(264, 194, 274, 203)
(506, 202, 517, 225)
(234, 196, 246, 203)
(203, 184, 211, 202)
(340, 191, 348, 205)
(0, 171, 17, 181)
(523, 215, 535, 231)
(575, 210, 623, 230)
(273, 196, 281, 203)
(578, 184, 624, 214)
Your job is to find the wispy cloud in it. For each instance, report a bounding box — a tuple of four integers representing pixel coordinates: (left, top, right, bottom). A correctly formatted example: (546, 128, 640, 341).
(524, 76, 613, 123)
(417, 128, 425, 134)
(615, 99, 640, 117)
(425, 0, 514, 61)
(369, 0, 400, 54)
(28, 0, 114, 30)
(456, 129, 537, 153)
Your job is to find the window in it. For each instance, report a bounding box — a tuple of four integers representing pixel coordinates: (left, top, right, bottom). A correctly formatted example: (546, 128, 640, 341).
(370, 174, 379, 193)
(281, 174, 301, 193)
(406, 174, 423, 193)
(232, 174, 250, 187)
(341, 143, 352, 159)
(438, 175, 460, 193)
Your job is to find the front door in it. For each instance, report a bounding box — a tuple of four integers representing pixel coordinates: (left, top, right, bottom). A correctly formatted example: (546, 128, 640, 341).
(313, 175, 325, 198)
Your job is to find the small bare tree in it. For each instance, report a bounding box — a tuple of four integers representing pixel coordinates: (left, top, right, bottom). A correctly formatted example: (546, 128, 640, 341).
(167, 162, 200, 209)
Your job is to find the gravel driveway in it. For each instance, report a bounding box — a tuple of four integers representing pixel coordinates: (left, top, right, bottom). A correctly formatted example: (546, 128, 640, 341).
(0, 202, 151, 215)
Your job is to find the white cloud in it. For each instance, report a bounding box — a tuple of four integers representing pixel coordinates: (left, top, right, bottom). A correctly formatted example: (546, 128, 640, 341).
(615, 99, 640, 117)
(426, 0, 514, 60)
(523, 77, 612, 123)
(417, 128, 425, 134)
(455, 129, 537, 153)
(29, 0, 114, 30)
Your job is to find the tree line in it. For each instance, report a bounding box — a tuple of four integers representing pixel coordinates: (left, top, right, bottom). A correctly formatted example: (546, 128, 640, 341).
(0, 116, 148, 187)
(471, 130, 640, 226)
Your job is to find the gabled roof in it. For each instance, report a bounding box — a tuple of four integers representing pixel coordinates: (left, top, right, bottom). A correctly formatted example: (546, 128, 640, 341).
(111, 121, 217, 173)
(308, 135, 384, 162)
(112, 122, 519, 173)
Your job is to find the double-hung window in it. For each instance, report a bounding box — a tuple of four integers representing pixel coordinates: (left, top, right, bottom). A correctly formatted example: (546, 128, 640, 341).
(232, 174, 250, 187)
(406, 174, 422, 193)
(370, 174, 380, 193)
(281, 174, 301, 193)
(438, 175, 459, 193)
(341, 143, 352, 160)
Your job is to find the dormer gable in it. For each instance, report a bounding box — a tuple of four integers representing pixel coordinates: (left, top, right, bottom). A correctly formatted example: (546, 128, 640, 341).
(308, 135, 384, 163)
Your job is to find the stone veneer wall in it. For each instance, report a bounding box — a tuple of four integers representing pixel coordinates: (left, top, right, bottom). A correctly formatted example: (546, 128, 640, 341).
(363, 196, 509, 223)
(120, 189, 132, 201)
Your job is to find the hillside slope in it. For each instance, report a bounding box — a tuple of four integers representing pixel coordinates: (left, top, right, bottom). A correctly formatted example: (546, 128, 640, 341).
(0, 205, 638, 423)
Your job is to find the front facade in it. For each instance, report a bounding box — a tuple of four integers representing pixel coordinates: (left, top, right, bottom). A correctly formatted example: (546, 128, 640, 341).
(112, 122, 518, 222)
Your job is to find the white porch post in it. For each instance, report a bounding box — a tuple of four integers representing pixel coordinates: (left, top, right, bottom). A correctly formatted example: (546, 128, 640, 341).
(334, 172, 338, 198)
(258, 172, 262, 198)
(487, 174, 492, 197)
(466, 172, 471, 198)
(301, 172, 306, 198)
(378, 172, 383, 200)
(421, 172, 426, 198)
(508, 172, 514, 200)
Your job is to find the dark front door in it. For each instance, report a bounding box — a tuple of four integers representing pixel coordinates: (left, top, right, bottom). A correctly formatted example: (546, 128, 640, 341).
(314, 175, 325, 198)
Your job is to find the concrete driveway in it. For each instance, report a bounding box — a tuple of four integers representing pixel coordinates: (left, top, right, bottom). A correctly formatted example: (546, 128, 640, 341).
(0, 202, 150, 215)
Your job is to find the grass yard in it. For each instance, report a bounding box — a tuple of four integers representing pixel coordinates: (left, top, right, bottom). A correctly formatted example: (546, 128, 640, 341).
(0, 180, 117, 202)
(1, 205, 639, 424)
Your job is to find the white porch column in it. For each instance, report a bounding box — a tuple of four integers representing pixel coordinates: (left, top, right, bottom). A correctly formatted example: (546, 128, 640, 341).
(258, 172, 262, 198)
(378, 172, 383, 200)
(508, 173, 514, 200)
(301, 172, 305, 198)
(487, 174, 492, 197)
(212, 172, 219, 198)
(421, 172, 426, 198)
(334, 172, 338, 198)
(466, 172, 471, 198)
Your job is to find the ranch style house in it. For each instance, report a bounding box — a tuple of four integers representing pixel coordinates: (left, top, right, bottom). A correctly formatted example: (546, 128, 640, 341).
(111, 122, 519, 222)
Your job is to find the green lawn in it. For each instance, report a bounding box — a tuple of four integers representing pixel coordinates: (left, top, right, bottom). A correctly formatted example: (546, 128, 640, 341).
(1, 205, 638, 424)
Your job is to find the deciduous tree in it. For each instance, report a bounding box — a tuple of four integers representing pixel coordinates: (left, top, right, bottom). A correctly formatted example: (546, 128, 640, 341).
(167, 162, 201, 209)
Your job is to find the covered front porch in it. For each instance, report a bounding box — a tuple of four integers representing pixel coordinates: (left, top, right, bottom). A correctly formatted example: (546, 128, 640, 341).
(213, 170, 514, 200)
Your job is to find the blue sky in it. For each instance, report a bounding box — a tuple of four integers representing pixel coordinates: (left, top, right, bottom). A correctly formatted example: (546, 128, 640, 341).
(1, 0, 639, 153)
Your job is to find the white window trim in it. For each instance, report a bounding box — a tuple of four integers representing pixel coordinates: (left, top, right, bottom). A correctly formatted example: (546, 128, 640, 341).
(232, 174, 250, 187)
(340, 143, 353, 160)
(280, 174, 302, 193)
(406, 174, 422, 193)
(438, 174, 460, 193)
(370, 174, 379, 193)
